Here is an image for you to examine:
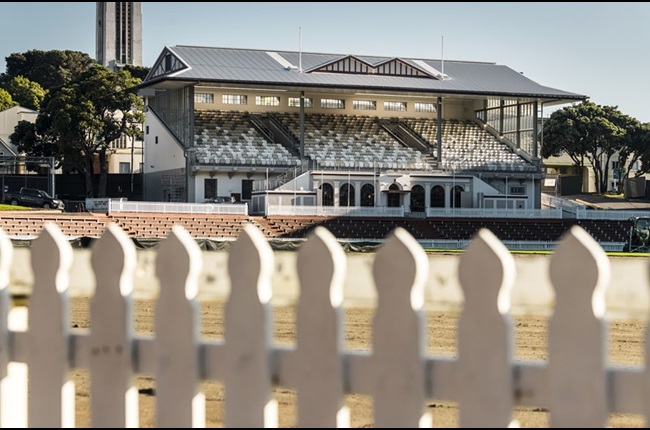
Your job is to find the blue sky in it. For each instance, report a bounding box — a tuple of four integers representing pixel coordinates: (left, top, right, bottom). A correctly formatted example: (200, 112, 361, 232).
(1, 2, 648, 122)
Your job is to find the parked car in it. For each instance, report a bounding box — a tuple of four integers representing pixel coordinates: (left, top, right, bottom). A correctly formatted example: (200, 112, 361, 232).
(204, 196, 236, 204)
(4, 187, 65, 210)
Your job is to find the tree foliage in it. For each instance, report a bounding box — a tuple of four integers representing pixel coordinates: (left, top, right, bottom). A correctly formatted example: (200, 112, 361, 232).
(0, 88, 17, 111)
(541, 101, 629, 193)
(0, 76, 46, 110)
(1, 49, 94, 90)
(10, 64, 144, 198)
(121, 64, 151, 81)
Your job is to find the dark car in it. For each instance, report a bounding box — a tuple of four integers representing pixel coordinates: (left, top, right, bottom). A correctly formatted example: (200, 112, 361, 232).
(4, 187, 65, 210)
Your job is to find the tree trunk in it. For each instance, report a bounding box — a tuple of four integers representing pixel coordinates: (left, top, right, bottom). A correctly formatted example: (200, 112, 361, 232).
(98, 148, 108, 198)
(84, 154, 94, 198)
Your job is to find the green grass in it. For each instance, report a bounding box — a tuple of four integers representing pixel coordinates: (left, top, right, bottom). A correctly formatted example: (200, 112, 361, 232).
(0, 204, 48, 211)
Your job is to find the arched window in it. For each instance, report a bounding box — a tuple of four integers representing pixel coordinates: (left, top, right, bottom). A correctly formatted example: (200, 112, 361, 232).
(322, 183, 334, 206)
(410, 185, 424, 212)
(431, 185, 445, 208)
(451, 185, 464, 208)
(360, 184, 375, 207)
(339, 183, 355, 207)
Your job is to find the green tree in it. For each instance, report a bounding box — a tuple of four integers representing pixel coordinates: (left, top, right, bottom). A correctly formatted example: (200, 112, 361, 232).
(1, 49, 94, 90)
(11, 64, 144, 197)
(541, 101, 627, 193)
(121, 64, 151, 81)
(0, 88, 17, 111)
(631, 123, 650, 176)
(0, 76, 46, 110)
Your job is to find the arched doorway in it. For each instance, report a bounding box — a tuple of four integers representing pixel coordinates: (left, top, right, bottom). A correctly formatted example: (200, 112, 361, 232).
(451, 185, 464, 208)
(322, 183, 334, 206)
(340, 183, 355, 207)
(431, 185, 445, 208)
(360, 183, 375, 207)
(410, 185, 424, 212)
(387, 183, 401, 208)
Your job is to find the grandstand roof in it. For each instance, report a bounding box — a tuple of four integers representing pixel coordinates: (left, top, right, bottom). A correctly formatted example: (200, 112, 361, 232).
(141, 45, 587, 102)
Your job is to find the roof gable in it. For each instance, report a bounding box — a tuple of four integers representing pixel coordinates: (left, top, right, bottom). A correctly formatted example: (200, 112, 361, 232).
(146, 47, 190, 80)
(308, 55, 435, 79)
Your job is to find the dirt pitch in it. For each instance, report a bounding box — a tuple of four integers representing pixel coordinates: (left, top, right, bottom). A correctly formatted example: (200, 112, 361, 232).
(67, 298, 646, 427)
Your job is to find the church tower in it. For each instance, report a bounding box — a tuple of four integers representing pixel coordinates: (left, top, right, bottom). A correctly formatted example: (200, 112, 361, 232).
(96, 2, 143, 71)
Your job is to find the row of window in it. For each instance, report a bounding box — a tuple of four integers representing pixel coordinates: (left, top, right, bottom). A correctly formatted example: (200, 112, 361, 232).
(195, 93, 437, 112)
(320, 183, 464, 209)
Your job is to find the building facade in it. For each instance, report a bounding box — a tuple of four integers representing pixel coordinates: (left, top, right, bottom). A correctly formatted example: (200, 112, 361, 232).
(138, 46, 587, 213)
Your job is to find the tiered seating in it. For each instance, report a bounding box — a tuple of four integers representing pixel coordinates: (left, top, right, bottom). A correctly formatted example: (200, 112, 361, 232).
(577, 219, 633, 243)
(0, 212, 632, 245)
(108, 213, 252, 239)
(194, 110, 301, 167)
(402, 118, 535, 172)
(274, 113, 429, 170)
(0, 213, 110, 238)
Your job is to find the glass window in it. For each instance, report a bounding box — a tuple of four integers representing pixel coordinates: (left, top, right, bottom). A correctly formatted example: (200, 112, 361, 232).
(414, 102, 436, 113)
(353, 100, 377, 111)
(384, 101, 407, 112)
(222, 94, 248, 105)
(339, 183, 355, 206)
(288, 97, 313, 108)
(321, 98, 345, 109)
(204, 178, 217, 199)
(322, 183, 334, 206)
(241, 179, 253, 200)
(255, 96, 280, 106)
(360, 184, 375, 207)
(194, 93, 214, 104)
(119, 162, 130, 173)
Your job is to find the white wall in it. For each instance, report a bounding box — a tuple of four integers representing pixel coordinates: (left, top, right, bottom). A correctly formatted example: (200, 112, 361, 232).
(144, 112, 185, 173)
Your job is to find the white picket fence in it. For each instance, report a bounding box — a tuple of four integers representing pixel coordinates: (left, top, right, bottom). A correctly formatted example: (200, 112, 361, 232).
(0, 221, 648, 427)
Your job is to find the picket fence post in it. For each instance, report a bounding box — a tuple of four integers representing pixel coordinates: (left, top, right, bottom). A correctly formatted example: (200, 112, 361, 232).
(548, 225, 609, 427)
(89, 223, 139, 427)
(457, 228, 515, 427)
(28, 223, 75, 427)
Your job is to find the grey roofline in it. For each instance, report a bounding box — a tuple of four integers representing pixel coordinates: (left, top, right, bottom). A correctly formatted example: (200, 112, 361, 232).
(138, 75, 588, 101)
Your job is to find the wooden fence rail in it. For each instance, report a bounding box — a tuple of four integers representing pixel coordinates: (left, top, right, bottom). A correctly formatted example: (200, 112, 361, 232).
(0, 222, 647, 427)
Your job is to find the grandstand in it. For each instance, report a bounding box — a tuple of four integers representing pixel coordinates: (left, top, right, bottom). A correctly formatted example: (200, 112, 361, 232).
(138, 45, 586, 214)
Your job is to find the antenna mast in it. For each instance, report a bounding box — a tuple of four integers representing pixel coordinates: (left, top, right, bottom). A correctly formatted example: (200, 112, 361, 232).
(441, 35, 444, 79)
(299, 27, 303, 73)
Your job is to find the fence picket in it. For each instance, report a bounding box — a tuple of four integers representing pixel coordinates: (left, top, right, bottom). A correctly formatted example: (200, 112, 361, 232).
(154, 225, 205, 427)
(457, 228, 516, 427)
(295, 226, 349, 427)
(371, 227, 430, 427)
(548, 225, 609, 427)
(0, 229, 18, 428)
(27, 223, 74, 427)
(224, 225, 277, 427)
(89, 223, 138, 427)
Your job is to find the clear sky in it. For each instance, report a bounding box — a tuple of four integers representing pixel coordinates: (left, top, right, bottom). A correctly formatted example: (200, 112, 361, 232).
(1, 2, 648, 122)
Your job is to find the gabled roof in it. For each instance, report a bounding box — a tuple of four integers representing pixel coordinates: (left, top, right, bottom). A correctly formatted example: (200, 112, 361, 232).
(140, 45, 587, 101)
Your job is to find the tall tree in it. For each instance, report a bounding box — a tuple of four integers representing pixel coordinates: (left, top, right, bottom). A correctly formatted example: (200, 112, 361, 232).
(0, 88, 16, 111)
(541, 101, 627, 193)
(0, 76, 46, 110)
(1, 49, 94, 90)
(10, 64, 144, 197)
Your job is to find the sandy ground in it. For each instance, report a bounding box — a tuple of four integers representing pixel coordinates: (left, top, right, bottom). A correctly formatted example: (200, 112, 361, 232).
(65, 298, 647, 427)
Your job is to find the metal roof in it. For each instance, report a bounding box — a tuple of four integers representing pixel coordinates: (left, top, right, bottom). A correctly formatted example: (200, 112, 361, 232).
(141, 45, 587, 101)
